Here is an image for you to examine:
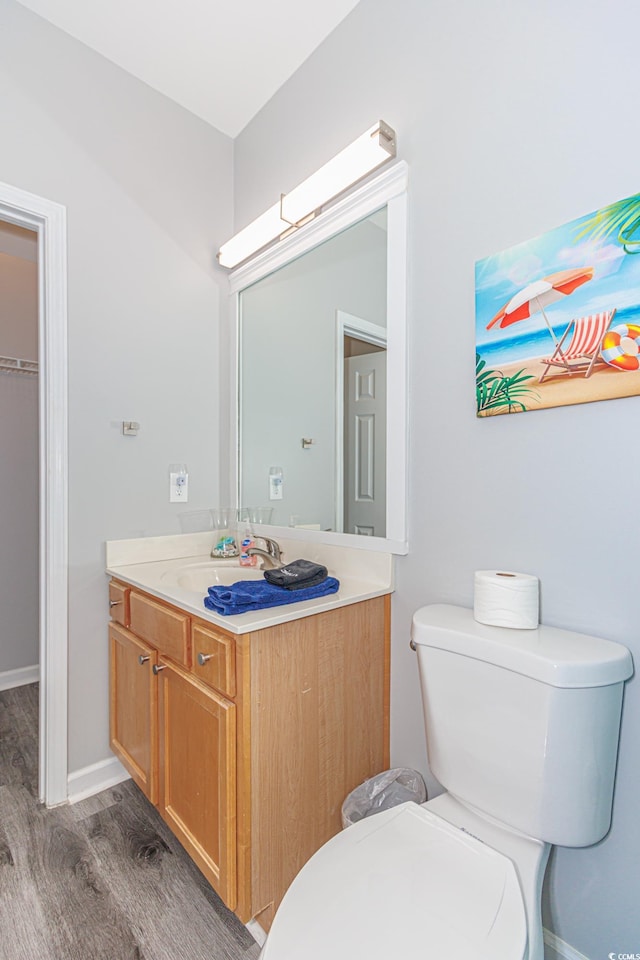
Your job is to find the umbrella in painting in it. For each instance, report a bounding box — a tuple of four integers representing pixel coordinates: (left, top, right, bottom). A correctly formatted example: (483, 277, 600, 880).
(487, 266, 594, 347)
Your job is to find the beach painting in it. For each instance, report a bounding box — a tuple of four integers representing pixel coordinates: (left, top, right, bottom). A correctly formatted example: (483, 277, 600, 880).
(475, 190, 640, 416)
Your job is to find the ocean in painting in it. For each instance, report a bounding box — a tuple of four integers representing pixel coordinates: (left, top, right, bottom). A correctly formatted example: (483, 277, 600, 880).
(477, 303, 640, 368)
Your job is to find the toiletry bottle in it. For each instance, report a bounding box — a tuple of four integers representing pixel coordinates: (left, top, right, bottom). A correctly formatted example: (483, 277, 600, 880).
(213, 535, 238, 558)
(239, 526, 256, 567)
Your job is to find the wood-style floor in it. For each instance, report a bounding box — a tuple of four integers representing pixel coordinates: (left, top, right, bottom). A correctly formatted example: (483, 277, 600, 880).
(0, 683, 261, 960)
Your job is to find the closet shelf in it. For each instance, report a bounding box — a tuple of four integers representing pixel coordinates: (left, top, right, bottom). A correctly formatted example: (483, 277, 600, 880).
(0, 355, 38, 376)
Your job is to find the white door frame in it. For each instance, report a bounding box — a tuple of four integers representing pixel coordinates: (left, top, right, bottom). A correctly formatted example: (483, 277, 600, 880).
(0, 180, 69, 807)
(335, 311, 387, 532)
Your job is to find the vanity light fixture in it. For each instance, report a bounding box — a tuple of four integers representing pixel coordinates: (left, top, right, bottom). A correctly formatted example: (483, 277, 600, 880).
(280, 121, 396, 227)
(217, 120, 396, 269)
(216, 201, 291, 271)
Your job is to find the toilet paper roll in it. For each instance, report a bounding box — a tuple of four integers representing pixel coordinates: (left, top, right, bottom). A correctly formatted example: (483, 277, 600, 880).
(473, 570, 539, 629)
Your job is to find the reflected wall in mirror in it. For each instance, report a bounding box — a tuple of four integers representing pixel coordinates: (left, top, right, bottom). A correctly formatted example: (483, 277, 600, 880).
(231, 161, 408, 552)
(240, 209, 388, 536)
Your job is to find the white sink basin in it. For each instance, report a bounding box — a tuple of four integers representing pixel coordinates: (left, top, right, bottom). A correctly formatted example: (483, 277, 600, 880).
(161, 561, 265, 594)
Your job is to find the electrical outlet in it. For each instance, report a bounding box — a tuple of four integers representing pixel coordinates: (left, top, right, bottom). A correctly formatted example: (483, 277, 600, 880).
(269, 466, 283, 501)
(169, 468, 188, 502)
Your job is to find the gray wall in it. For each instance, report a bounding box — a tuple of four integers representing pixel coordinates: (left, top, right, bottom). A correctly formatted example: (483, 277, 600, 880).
(234, 1, 640, 955)
(0, 0, 233, 771)
(0, 237, 38, 676)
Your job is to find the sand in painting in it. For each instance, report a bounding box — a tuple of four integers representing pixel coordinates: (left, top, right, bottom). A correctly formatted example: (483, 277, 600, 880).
(487, 356, 640, 414)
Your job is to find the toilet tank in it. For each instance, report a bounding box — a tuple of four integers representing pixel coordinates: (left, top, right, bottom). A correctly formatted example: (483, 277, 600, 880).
(411, 604, 633, 847)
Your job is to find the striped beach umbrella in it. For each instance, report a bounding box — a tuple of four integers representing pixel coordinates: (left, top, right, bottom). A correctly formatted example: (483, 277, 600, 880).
(487, 266, 594, 346)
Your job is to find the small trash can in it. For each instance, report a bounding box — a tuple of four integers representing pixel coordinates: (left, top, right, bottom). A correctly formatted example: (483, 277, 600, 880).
(341, 767, 427, 828)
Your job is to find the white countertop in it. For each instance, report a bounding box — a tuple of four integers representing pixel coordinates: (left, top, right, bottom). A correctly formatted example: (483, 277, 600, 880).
(106, 532, 394, 635)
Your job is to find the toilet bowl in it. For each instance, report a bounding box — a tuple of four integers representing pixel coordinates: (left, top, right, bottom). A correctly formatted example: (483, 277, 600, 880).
(258, 604, 632, 960)
(259, 798, 535, 960)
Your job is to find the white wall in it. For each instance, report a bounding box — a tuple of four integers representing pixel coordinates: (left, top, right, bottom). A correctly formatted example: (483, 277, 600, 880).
(233, 1, 640, 955)
(0, 0, 233, 772)
(0, 238, 39, 676)
(240, 217, 386, 527)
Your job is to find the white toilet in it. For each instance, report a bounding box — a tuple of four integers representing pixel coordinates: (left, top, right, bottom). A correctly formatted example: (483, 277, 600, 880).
(259, 603, 633, 960)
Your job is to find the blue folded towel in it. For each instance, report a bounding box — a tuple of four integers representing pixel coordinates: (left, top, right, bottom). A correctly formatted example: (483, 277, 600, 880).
(204, 576, 340, 616)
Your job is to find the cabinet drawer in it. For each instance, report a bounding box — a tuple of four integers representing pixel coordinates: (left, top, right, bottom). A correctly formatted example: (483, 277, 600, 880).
(191, 622, 236, 698)
(130, 591, 190, 666)
(109, 580, 130, 626)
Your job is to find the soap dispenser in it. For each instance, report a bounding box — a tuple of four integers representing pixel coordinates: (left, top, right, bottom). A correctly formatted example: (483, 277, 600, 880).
(239, 525, 257, 567)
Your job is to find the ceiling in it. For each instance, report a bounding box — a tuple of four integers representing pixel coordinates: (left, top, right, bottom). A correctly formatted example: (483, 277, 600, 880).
(16, 0, 360, 138)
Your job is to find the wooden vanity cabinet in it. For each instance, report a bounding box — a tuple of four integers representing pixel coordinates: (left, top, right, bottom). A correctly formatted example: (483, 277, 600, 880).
(109, 579, 390, 931)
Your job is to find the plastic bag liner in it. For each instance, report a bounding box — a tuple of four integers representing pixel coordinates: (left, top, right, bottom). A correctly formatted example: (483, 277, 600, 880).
(341, 767, 427, 828)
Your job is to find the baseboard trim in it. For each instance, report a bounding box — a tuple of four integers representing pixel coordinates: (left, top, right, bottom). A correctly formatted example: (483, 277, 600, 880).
(0, 664, 39, 691)
(246, 919, 267, 947)
(67, 756, 130, 804)
(544, 928, 591, 960)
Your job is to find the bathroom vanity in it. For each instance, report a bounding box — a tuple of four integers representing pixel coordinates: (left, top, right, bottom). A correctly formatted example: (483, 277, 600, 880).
(107, 533, 392, 931)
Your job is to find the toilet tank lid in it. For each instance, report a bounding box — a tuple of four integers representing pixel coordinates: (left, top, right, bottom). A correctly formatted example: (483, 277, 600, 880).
(411, 604, 633, 688)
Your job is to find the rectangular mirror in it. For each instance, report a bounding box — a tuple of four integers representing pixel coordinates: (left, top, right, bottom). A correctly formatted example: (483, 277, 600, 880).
(229, 162, 408, 553)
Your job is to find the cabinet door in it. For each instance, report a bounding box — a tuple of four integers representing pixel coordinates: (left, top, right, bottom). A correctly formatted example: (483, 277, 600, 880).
(109, 623, 158, 804)
(157, 659, 237, 910)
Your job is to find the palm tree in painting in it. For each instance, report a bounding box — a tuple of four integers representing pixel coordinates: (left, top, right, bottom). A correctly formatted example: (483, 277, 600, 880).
(575, 194, 640, 254)
(476, 354, 540, 416)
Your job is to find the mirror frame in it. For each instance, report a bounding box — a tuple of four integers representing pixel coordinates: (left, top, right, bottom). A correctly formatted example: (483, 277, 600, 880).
(228, 160, 408, 554)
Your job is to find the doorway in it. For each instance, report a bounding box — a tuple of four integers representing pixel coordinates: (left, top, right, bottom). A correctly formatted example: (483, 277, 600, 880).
(0, 220, 39, 700)
(335, 311, 387, 536)
(0, 179, 68, 806)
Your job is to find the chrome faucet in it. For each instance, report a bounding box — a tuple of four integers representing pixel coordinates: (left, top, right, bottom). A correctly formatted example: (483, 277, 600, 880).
(248, 537, 283, 569)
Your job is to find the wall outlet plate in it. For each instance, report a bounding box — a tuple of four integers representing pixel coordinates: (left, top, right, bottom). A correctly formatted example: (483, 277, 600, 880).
(269, 466, 283, 501)
(169, 471, 188, 502)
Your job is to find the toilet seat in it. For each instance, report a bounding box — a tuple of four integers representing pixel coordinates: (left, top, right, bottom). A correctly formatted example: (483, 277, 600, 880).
(260, 802, 527, 960)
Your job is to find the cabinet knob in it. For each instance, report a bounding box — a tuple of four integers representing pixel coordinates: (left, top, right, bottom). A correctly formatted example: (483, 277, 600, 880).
(152, 664, 166, 675)
(109, 599, 123, 608)
(197, 652, 213, 666)
(138, 654, 150, 665)
(409, 638, 417, 652)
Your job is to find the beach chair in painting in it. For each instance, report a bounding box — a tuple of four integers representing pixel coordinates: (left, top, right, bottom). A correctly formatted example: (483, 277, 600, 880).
(539, 310, 616, 382)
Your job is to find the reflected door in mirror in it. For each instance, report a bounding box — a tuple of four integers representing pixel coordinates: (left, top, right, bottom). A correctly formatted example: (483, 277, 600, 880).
(344, 350, 386, 536)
